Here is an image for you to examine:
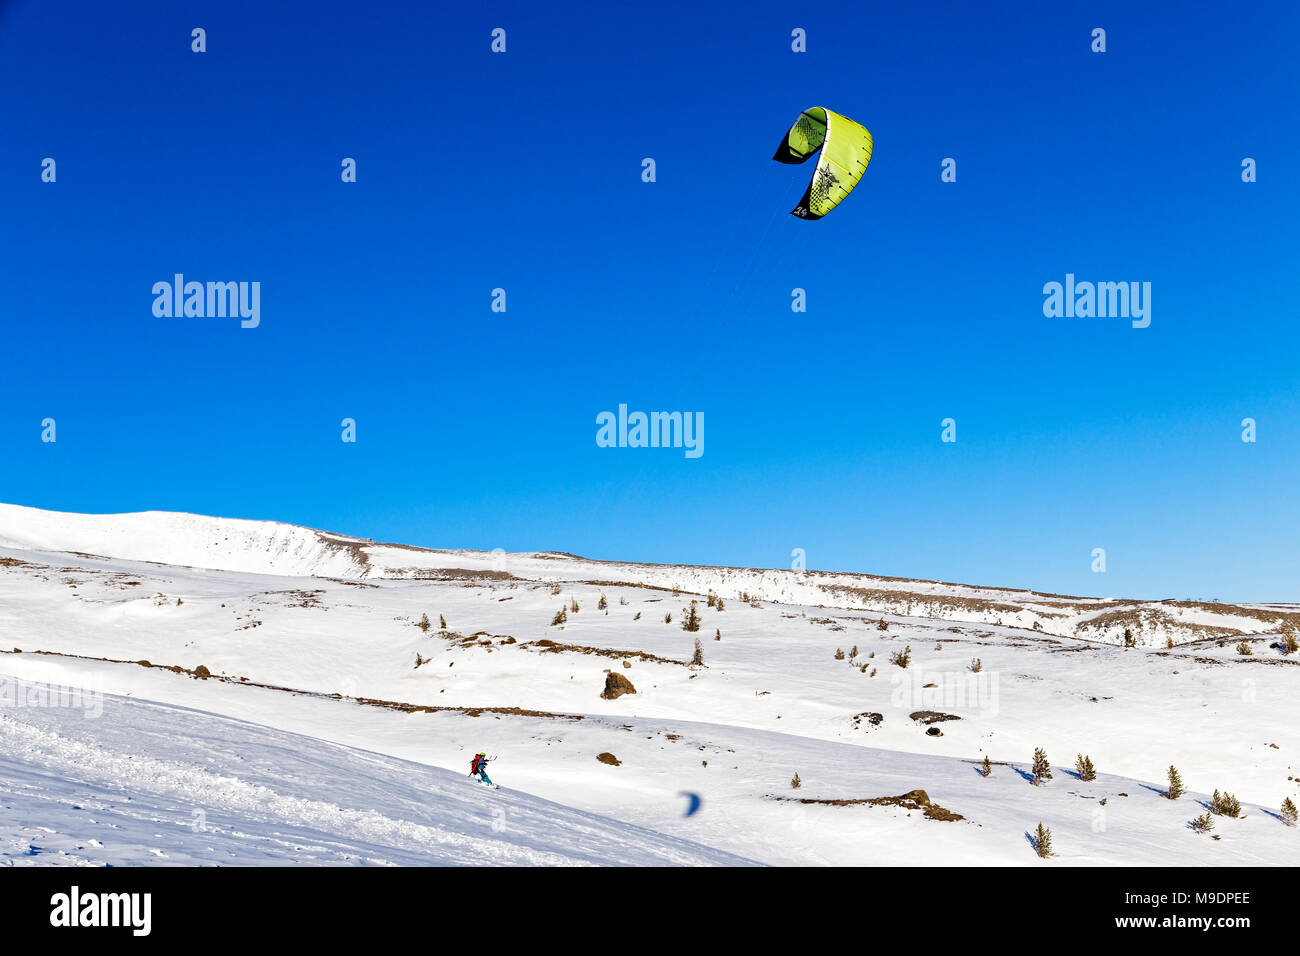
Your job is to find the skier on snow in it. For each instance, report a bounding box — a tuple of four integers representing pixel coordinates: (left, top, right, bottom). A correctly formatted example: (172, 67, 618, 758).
(470, 752, 496, 787)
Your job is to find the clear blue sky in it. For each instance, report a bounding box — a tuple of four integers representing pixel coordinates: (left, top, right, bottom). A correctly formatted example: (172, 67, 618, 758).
(2, 1, 1297, 601)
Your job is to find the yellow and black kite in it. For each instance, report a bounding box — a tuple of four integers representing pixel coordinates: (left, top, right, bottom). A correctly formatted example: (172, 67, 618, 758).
(772, 107, 874, 220)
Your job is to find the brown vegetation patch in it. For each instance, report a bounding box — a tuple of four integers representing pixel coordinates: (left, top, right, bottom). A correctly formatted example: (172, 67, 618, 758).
(1075, 608, 1244, 642)
(257, 588, 327, 608)
(358, 698, 583, 719)
(579, 579, 684, 595)
(393, 567, 519, 582)
(770, 789, 963, 821)
(0, 648, 584, 720)
(440, 631, 513, 649)
(809, 617, 847, 630)
(1160, 601, 1300, 631)
(310, 533, 373, 574)
(823, 584, 1024, 618)
(597, 752, 621, 766)
(525, 639, 689, 667)
(910, 711, 962, 725)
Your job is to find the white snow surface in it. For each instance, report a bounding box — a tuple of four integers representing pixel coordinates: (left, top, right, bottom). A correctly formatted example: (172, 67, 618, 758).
(1, 501, 1293, 645)
(0, 502, 1296, 866)
(0, 675, 748, 866)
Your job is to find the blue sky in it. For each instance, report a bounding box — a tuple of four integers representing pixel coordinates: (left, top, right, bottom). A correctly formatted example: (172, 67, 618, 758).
(2, 0, 1297, 601)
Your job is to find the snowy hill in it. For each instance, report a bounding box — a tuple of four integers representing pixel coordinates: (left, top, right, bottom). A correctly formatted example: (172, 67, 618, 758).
(1, 502, 1297, 866)
(0, 675, 750, 866)
(0, 502, 1294, 647)
(0, 503, 370, 579)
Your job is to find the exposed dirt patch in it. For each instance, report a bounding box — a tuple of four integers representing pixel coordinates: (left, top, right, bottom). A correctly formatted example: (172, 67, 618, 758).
(852, 712, 884, 729)
(910, 711, 962, 725)
(597, 752, 621, 766)
(918, 804, 963, 821)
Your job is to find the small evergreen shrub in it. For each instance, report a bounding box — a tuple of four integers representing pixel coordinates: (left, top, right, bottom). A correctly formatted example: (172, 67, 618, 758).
(1167, 765, 1185, 800)
(1031, 747, 1052, 785)
(1033, 823, 1053, 858)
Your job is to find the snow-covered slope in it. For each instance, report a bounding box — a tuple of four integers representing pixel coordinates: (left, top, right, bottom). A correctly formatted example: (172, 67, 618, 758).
(0, 503, 369, 579)
(1, 502, 1294, 646)
(0, 674, 751, 866)
(1, 502, 1296, 866)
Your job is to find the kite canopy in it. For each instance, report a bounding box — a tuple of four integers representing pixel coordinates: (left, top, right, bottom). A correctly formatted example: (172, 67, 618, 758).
(772, 107, 873, 219)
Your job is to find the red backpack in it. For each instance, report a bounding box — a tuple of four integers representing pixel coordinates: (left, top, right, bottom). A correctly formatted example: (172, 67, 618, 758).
(471, 755, 482, 774)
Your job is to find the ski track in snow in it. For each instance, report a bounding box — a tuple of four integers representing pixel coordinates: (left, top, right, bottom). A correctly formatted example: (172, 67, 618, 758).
(0, 682, 753, 867)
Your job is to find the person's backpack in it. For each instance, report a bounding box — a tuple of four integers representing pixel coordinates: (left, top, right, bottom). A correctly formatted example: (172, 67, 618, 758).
(470, 755, 481, 774)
